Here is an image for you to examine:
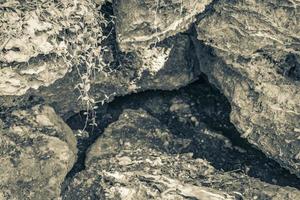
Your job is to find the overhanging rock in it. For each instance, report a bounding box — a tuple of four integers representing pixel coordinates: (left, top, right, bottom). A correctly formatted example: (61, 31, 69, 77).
(195, 0, 300, 177)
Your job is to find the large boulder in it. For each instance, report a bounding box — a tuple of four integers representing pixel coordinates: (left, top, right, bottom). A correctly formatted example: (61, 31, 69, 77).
(0, 0, 104, 115)
(113, 0, 213, 51)
(62, 109, 300, 200)
(194, 0, 300, 176)
(0, 105, 77, 199)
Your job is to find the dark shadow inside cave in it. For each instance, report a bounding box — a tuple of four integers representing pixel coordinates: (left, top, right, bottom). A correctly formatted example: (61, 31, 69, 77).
(62, 0, 300, 193)
(65, 74, 300, 189)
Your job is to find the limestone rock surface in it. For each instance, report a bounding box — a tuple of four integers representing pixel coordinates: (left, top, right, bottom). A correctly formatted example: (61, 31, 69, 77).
(0, 0, 200, 117)
(195, 0, 300, 176)
(1, 0, 300, 199)
(113, 0, 213, 51)
(0, 0, 104, 114)
(0, 105, 77, 200)
(63, 109, 300, 200)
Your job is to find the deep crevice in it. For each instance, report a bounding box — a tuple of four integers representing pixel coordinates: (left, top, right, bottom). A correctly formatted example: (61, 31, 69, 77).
(61, 0, 300, 193)
(64, 75, 300, 190)
(279, 53, 300, 81)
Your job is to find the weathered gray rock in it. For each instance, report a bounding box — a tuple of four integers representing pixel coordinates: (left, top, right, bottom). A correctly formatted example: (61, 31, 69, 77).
(195, 0, 300, 176)
(113, 0, 213, 51)
(0, 0, 103, 114)
(0, 0, 200, 117)
(0, 105, 77, 200)
(63, 109, 300, 200)
(68, 78, 300, 187)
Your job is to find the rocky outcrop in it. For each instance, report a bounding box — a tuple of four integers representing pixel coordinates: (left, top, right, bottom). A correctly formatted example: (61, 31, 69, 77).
(63, 109, 300, 200)
(0, 0, 202, 116)
(1, 0, 300, 199)
(113, 0, 213, 51)
(0, 0, 104, 114)
(0, 105, 77, 199)
(195, 0, 300, 176)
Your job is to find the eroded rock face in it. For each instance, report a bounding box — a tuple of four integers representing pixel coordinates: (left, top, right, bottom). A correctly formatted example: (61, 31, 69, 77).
(1, 0, 300, 199)
(0, 0, 200, 116)
(63, 109, 300, 200)
(0, 0, 102, 96)
(113, 0, 213, 51)
(64, 109, 234, 199)
(0, 105, 77, 199)
(85, 30, 200, 107)
(195, 0, 300, 176)
(0, 0, 104, 114)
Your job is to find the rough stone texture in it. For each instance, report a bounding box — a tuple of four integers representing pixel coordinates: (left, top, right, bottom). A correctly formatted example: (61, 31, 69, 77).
(0, 0, 200, 117)
(63, 109, 300, 200)
(1, 0, 300, 199)
(0, 0, 104, 114)
(66, 79, 300, 188)
(0, 0, 101, 96)
(34, 32, 199, 117)
(0, 105, 77, 200)
(113, 0, 213, 51)
(195, 0, 300, 176)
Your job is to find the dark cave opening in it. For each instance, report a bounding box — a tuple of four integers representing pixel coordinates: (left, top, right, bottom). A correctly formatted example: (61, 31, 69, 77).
(1, 1, 300, 199)
(62, 0, 300, 194)
(64, 74, 300, 189)
(280, 53, 300, 81)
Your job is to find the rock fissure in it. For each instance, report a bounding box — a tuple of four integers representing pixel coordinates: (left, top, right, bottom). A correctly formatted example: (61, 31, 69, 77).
(63, 77, 300, 194)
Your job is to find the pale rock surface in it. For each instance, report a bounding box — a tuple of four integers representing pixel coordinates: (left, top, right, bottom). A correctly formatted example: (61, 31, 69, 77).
(0, 105, 77, 200)
(195, 0, 300, 176)
(62, 109, 300, 200)
(113, 0, 213, 51)
(0, 0, 201, 116)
